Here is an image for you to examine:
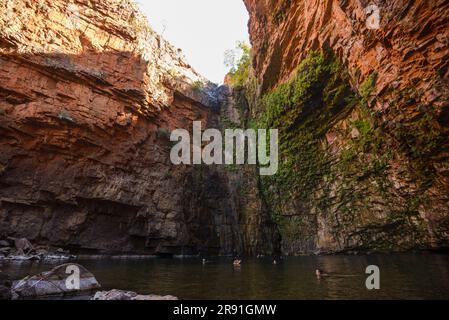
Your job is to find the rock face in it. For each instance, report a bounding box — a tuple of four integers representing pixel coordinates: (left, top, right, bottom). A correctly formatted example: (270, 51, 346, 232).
(243, 0, 449, 254)
(92, 289, 178, 301)
(12, 264, 100, 299)
(0, 0, 270, 256)
(1, 0, 447, 257)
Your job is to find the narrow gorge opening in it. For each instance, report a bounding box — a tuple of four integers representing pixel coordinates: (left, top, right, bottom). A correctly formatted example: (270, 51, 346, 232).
(135, 0, 251, 85)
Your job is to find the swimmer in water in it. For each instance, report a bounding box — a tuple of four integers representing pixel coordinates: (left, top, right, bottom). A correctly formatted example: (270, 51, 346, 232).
(233, 259, 242, 267)
(315, 269, 329, 279)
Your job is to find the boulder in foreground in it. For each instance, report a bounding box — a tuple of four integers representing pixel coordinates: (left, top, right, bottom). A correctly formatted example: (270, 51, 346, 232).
(12, 264, 100, 299)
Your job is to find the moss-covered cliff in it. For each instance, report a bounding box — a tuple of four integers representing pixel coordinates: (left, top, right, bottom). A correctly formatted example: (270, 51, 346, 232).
(239, 0, 449, 254)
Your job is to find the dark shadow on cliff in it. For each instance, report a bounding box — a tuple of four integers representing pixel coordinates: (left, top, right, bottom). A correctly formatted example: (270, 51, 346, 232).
(0, 49, 272, 257)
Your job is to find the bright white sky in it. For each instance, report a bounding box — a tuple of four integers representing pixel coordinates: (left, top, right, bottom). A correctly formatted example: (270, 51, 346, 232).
(135, 0, 250, 84)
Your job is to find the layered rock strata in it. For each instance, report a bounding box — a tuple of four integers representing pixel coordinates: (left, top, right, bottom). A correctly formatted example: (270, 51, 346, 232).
(0, 0, 271, 256)
(243, 0, 449, 254)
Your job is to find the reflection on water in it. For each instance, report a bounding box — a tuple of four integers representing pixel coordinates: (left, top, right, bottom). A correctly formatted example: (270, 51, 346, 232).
(1, 254, 449, 300)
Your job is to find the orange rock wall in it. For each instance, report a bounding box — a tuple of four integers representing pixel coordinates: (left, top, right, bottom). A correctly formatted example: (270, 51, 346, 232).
(244, 0, 449, 254)
(0, 0, 265, 255)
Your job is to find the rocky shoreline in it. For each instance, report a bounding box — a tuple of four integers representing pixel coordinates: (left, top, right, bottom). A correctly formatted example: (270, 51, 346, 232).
(0, 237, 75, 262)
(0, 262, 178, 301)
(0, 237, 179, 300)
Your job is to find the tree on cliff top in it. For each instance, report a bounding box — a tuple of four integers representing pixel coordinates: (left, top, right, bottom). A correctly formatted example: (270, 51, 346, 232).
(224, 41, 251, 87)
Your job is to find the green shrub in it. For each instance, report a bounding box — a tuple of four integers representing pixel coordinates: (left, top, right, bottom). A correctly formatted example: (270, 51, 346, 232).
(360, 72, 377, 105)
(191, 80, 205, 91)
(168, 68, 178, 78)
(272, 0, 292, 25)
(225, 42, 252, 88)
(156, 127, 171, 141)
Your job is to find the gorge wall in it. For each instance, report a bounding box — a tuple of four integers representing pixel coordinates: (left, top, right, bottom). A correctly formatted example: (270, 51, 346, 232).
(242, 0, 449, 254)
(1, 0, 448, 257)
(0, 0, 276, 256)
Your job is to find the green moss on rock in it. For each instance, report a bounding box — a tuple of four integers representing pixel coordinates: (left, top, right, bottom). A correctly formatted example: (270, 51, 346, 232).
(250, 51, 360, 251)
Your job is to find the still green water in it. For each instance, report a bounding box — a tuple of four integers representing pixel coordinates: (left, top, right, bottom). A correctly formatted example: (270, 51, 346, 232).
(2, 254, 449, 299)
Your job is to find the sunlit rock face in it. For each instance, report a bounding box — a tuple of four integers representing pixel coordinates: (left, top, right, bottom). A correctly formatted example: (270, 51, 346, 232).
(0, 0, 273, 256)
(244, 0, 449, 254)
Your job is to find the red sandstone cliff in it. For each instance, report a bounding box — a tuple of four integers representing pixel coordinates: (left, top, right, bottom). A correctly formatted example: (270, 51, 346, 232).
(0, 0, 263, 255)
(1, 0, 447, 257)
(243, 0, 449, 254)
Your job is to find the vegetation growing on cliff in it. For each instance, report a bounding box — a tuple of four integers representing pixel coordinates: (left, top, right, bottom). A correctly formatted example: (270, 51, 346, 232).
(191, 80, 206, 91)
(223, 40, 447, 254)
(272, 0, 292, 25)
(249, 51, 358, 247)
(241, 50, 440, 253)
(224, 42, 252, 88)
(156, 127, 171, 141)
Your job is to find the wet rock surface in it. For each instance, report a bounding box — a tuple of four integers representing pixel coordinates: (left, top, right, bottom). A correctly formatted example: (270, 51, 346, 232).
(0, 237, 74, 261)
(4, 263, 177, 300)
(92, 289, 178, 301)
(11, 264, 100, 299)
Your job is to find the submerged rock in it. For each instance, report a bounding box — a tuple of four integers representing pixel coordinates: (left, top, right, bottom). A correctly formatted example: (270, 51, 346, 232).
(92, 289, 178, 301)
(12, 264, 100, 299)
(43, 255, 74, 261)
(0, 240, 11, 247)
(4, 254, 73, 262)
(5, 255, 41, 261)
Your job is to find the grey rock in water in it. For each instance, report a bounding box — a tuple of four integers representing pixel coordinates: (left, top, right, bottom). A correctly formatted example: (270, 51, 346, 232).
(12, 264, 101, 299)
(6, 255, 41, 261)
(92, 289, 178, 301)
(0, 240, 10, 247)
(0, 271, 12, 300)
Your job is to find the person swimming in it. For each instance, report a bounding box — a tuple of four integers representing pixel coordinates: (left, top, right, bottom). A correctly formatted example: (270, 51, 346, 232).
(315, 269, 329, 279)
(233, 259, 242, 267)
